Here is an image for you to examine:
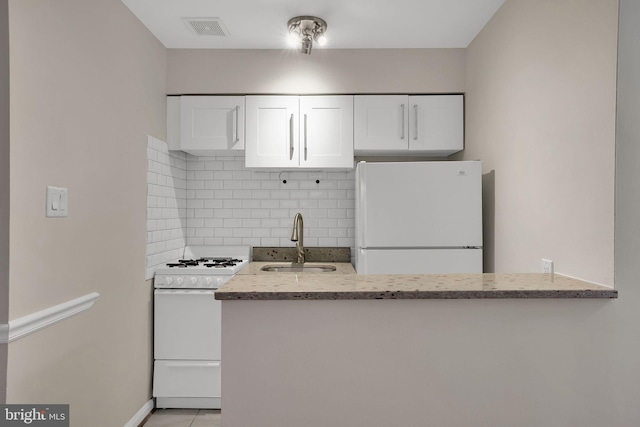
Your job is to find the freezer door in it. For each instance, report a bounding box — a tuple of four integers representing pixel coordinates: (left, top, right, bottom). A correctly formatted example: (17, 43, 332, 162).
(357, 248, 483, 274)
(357, 161, 482, 248)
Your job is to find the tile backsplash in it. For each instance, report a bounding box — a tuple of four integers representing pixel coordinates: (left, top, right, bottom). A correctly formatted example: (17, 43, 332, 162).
(146, 143, 356, 278)
(146, 136, 187, 279)
(185, 155, 356, 251)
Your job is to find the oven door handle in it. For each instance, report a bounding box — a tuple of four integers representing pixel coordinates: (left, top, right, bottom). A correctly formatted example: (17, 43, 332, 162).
(163, 361, 221, 368)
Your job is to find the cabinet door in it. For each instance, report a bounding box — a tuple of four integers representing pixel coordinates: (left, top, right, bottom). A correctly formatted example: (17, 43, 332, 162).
(300, 96, 354, 169)
(408, 95, 463, 155)
(245, 96, 299, 168)
(180, 96, 244, 155)
(354, 95, 409, 152)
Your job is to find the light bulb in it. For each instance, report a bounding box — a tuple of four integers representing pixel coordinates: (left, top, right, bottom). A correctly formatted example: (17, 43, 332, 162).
(316, 34, 327, 46)
(288, 31, 301, 47)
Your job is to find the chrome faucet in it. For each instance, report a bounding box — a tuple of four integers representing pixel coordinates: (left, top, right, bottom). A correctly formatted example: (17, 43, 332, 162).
(290, 213, 305, 264)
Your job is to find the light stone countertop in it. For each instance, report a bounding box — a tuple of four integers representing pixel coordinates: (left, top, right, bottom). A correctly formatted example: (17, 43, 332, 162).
(216, 263, 618, 300)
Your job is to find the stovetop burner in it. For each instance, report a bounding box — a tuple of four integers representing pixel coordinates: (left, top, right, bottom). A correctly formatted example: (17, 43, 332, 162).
(166, 258, 244, 268)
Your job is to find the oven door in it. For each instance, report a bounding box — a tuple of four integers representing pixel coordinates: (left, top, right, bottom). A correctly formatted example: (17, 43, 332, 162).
(154, 289, 221, 360)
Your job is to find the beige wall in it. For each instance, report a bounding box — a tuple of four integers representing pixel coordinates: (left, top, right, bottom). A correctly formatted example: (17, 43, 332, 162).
(167, 48, 466, 94)
(7, 0, 166, 425)
(0, 0, 8, 405)
(462, 0, 617, 285)
(224, 4, 640, 425)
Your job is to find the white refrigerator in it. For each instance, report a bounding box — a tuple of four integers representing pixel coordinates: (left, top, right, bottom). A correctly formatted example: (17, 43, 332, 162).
(355, 161, 483, 274)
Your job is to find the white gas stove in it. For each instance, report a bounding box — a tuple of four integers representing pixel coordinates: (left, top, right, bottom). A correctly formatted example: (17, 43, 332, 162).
(154, 246, 250, 289)
(153, 246, 250, 409)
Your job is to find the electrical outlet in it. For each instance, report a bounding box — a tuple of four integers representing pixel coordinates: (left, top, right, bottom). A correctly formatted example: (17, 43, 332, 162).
(541, 258, 554, 274)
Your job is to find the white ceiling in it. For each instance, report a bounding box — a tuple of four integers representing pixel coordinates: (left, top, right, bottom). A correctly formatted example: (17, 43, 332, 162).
(121, 0, 505, 50)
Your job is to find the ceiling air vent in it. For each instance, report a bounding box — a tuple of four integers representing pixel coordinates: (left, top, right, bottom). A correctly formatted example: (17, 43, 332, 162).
(183, 18, 229, 37)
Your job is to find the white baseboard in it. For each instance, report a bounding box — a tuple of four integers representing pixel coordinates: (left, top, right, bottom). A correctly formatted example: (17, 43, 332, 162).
(0, 292, 100, 344)
(124, 399, 154, 427)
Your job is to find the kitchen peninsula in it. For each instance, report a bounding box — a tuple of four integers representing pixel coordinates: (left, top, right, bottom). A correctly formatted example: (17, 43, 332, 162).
(216, 266, 616, 427)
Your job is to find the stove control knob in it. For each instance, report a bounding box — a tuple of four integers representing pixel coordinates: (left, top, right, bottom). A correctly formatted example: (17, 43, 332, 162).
(190, 277, 198, 285)
(165, 277, 173, 286)
(176, 277, 184, 286)
(205, 277, 213, 286)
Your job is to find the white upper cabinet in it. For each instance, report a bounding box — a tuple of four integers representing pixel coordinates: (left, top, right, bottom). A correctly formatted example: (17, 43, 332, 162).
(245, 95, 354, 169)
(354, 95, 464, 156)
(245, 96, 299, 168)
(354, 95, 408, 152)
(168, 96, 244, 156)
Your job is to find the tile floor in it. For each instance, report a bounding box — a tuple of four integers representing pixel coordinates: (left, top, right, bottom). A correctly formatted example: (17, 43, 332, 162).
(141, 409, 221, 427)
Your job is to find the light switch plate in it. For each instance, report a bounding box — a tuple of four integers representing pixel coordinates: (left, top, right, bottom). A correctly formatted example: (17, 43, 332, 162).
(46, 186, 68, 218)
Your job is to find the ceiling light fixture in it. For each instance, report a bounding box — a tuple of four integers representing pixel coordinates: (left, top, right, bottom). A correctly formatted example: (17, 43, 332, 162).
(287, 16, 327, 54)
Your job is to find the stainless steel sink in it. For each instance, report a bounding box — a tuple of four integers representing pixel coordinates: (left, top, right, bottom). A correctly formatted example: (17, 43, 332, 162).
(260, 264, 337, 273)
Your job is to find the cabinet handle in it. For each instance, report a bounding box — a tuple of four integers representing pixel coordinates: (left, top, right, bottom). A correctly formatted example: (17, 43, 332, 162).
(414, 104, 418, 140)
(400, 104, 405, 140)
(234, 105, 239, 143)
(289, 113, 294, 160)
(304, 113, 308, 161)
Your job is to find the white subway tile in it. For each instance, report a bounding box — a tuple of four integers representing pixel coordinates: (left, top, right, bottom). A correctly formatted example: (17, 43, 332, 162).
(205, 161, 224, 170)
(187, 218, 205, 228)
(261, 219, 280, 228)
(188, 237, 205, 245)
(223, 160, 244, 171)
(223, 180, 246, 192)
(242, 181, 262, 190)
(214, 189, 233, 199)
(261, 180, 280, 190)
(231, 209, 252, 218)
(223, 237, 243, 245)
(318, 219, 338, 228)
(189, 161, 205, 171)
(328, 209, 347, 219)
(260, 200, 279, 209)
(194, 170, 214, 180)
(195, 190, 215, 199)
(309, 228, 329, 238)
(299, 199, 319, 209)
(215, 228, 233, 238)
(260, 238, 281, 247)
(215, 170, 233, 180)
(318, 238, 338, 246)
(224, 218, 243, 228)
(204, 237, 225, 246)
(196, 228, 215, 237)
(242, 200, 262, 209)
(216, 208, 233, 218)
(205, 218, 224, 228)
(205, 180, 224, 190)
(270, 209, 290, 219)
(233, 228, 252, 238)
(279, 200, 298, 209)
(232, 190, 252, 199)
(204, 199, 223, 209)
(187, 199, 204, 209)
(328, 228, 348, 238)
(194, 209, 214, 218)
(187, 180, 205, 190)
(252, 190, 271, 199)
